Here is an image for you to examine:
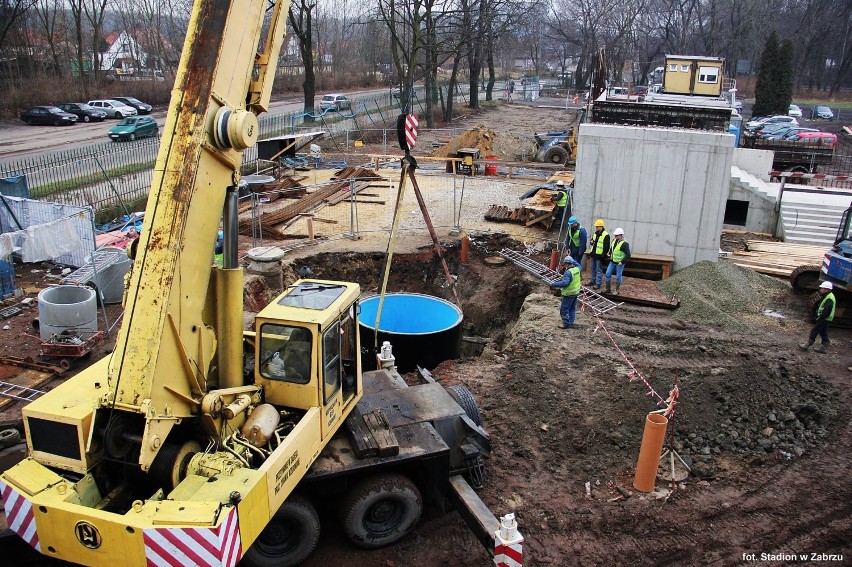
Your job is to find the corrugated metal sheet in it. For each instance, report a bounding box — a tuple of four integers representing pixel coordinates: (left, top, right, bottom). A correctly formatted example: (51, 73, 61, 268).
(0, 196, 95, 268)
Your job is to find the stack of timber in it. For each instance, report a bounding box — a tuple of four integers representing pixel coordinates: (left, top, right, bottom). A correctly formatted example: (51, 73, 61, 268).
(485, 204, 524, 223)
(721, 240, 826, 277)
(327, 167, 391, 205)
(238, 167, 389, 238)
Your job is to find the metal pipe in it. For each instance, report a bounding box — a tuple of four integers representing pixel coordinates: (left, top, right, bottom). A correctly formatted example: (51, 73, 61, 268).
(223, 185, 240, 269)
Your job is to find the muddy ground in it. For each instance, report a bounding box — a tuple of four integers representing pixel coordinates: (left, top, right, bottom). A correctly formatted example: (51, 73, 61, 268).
(2, 101, 851, 567)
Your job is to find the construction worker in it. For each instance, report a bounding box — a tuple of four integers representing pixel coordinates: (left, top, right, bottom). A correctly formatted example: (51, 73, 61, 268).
(550, 180, 568, 228)
(604, 227, 631, 295)
(551, 255, 581, 328)
(565, 216, 587, 269)
(799, 281, 836, 353)
(587, 219, 609, 289)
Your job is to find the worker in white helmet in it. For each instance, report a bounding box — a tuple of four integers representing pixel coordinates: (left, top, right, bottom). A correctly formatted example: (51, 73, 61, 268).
(604, 228, 631, 295)
(550, 180, 569, 229)
(799, 281, 836, 353)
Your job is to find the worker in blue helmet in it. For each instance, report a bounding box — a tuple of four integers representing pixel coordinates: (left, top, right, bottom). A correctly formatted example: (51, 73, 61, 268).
(565, 216, 587, 273)
(551, 255, 581, 329)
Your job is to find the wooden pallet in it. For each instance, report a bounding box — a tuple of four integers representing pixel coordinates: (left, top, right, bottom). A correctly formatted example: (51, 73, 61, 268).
(721, 240, 826, 277)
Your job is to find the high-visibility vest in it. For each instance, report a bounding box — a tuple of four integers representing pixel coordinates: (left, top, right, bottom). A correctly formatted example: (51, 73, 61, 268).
(561, 266, 581, 296)
(592, 230, 608, 255)
(818, 292, 836, 321)
(568, 226, 582, 248)
(610, 239, 627, 263)
(555, 190, 568, 207)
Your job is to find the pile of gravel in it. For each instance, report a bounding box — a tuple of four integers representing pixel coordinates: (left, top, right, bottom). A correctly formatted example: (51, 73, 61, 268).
(657, 260, 789, 332)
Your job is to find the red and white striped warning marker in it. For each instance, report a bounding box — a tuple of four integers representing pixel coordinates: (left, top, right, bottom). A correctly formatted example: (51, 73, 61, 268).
(404, 114, 418, 150)
(144, 506, 241, 567)
(0, 479, 41, 552)
(493, 513, 523, 567)
(769, 171, 851, 182)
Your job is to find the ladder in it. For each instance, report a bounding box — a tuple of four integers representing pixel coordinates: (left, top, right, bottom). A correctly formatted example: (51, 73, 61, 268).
(499, 248, 623, 317)
(0, 381, 46, 403)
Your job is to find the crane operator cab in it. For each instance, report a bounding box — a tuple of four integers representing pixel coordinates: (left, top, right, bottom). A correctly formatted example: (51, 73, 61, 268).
(254, 280, 362, 438)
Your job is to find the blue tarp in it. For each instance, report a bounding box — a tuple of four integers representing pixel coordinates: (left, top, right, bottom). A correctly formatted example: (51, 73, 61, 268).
(0, 176, 30, 199)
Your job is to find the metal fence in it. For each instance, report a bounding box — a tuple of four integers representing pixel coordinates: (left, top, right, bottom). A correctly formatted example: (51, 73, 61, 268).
(241, 170, 551, 254)
(0, 85, 480, 220)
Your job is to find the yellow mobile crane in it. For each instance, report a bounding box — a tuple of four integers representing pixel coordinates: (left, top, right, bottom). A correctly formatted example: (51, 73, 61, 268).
(0, 0, 506, 565)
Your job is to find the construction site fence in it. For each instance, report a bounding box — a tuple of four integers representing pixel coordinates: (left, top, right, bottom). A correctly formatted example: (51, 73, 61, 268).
(241, 169, 553, 252)
(0, 85, 483, 220)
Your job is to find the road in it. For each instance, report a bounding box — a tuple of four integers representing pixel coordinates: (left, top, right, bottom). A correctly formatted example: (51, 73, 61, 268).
(0, 87, 401, 165)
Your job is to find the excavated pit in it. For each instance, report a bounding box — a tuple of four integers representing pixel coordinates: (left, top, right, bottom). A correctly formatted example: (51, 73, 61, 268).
(244, 234, 533, 372)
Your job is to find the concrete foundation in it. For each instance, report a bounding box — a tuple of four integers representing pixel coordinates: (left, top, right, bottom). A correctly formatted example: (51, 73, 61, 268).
(575, 124, 733, 271)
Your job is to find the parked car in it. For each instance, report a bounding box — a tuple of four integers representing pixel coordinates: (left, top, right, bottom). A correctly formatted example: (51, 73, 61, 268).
(319, 94, 351, 111)
(108, 115, 158, 141)
(57, 102, 107, 123)
(754, 123, 793, 137)
(19, 106, 78, 126)
(787, 131, 838, 147)
(814, 105, 834, 120)
(788, 104, 802, 118)
(734, 99, 744, 113)
(112, 96, 152, 114)
(745, 115, 798, 131)
(87, 99, 138, 118)
(764, 127, 818, 140)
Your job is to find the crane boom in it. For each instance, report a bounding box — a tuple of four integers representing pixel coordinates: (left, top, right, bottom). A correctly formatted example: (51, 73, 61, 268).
(108, 0, 290, 470)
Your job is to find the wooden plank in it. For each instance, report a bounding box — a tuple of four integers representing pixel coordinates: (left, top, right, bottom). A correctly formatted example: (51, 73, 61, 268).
(525, 211, 553, 228)
(363, 409, 399, 457)
(0, 366, 56, 411)
(344, 407, 378, 458)
(630, 253, 675, 263)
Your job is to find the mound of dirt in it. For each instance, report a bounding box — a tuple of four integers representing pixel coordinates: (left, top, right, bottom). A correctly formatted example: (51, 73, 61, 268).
(657, 260, 790, 332)
(431, 125, 498, 158)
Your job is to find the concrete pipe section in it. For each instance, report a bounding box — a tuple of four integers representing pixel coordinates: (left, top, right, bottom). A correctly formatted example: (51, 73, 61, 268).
(359, 293, 463, 373)
(37, 285, 98, 341)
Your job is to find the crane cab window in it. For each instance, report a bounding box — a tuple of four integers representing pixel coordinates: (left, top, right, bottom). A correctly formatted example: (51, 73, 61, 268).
(322, 305, 358, 404)
(277, 283, 347, 310)
(259, 324, 312, 384)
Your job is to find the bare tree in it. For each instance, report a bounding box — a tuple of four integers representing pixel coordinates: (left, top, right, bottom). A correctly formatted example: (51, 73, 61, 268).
(289, 0, 318, 117)
(83, 0, 110, 84)
(32, 0, 65, 75)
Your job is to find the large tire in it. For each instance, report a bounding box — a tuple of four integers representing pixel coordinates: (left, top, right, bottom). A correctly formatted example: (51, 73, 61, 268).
(340, 473, 422, 549)
(0, 429, 21, 448)
(447, 384, 483, 426)
(544, 145, 570, 164)
(790, 265, 822, 293)
(82, 115, 90, 123)
(242, 495, 320, 567)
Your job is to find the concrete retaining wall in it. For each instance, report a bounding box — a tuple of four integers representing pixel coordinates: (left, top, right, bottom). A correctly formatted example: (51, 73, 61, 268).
(732, 148, 774, 181)
(574, 124, 733, 271)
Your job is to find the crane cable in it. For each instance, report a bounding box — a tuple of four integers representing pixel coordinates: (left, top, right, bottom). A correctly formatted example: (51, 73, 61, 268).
(374, 159, 411, 352)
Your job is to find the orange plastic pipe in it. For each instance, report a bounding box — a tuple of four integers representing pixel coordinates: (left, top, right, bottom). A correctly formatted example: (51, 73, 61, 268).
(633, 413, 669, 493)
(461, 234, 469, 264)
(549, 249, 559, 270)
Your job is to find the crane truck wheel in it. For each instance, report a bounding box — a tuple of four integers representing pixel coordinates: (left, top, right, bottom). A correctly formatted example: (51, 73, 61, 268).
(543, 146, 569, 165)
(340, 473, 423, 549)
(790, 265, 823, 293)
(242, 494, 321, 567)
(447, 384, 483, 426)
